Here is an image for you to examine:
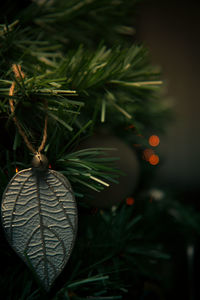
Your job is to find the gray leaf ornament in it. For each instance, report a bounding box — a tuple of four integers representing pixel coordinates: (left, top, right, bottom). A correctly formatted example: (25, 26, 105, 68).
(1, 168, 77, 291)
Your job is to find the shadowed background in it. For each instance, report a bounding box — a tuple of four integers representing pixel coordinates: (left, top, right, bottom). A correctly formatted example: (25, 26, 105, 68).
(136, 2, 200, 299)
(137, 0, 200, 194)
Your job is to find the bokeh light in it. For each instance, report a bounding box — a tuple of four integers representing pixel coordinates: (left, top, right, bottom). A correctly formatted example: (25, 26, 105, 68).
(126, 197, 135, 205)
(143, 148, 154, 161)
(149, 135, 160, 147)
(149, 154, 159, 165)
(128, 124, 135, 129)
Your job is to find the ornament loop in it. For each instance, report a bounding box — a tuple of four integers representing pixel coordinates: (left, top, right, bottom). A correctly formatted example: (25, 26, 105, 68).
(9, 64, 48, 154)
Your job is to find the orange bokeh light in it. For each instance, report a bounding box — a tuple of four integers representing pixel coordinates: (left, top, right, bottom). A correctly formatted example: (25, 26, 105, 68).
(128, 124, 135, 129)
(126, 197, 135, 205)
(149, 135, 160, 147)
(149, 154, 159, 165)
(15, 167, 19, 173)
(143, 148, 154, 161)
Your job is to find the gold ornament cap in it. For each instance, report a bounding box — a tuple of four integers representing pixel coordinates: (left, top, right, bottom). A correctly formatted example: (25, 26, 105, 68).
(32, 153, 48, 170)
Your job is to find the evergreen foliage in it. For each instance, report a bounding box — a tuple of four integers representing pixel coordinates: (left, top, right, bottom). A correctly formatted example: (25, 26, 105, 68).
(0, 1, 198, 299)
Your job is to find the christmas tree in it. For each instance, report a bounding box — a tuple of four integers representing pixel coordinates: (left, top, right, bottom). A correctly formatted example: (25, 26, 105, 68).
(0, 1, 199, 299)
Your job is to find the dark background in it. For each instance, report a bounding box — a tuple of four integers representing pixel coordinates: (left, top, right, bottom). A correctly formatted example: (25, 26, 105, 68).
(137, 0, 200, 192)
(137, 2, 200, 299)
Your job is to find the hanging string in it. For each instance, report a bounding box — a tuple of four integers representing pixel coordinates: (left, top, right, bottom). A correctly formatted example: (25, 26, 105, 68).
(9, 64, 48, 154)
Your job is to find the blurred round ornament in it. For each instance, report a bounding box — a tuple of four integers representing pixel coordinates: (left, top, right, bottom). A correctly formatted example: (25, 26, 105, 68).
(78, 129, 140, 208)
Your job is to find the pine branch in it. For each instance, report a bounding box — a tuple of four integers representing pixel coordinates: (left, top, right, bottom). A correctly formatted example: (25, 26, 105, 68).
(0, 2, 178, 299)
(56, 148, 121, 195)
(23, 0, 141, 48)
(0, 42, 164, 139)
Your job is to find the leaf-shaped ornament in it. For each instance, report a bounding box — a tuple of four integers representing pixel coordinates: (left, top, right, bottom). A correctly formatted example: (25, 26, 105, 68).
(1, 164, 77, 291)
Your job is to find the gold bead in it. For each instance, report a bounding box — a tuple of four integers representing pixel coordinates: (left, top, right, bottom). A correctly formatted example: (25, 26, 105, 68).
(32, 153, 48, 170)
